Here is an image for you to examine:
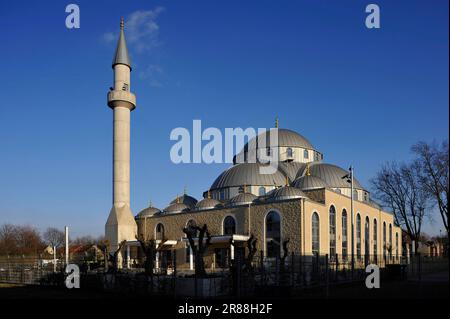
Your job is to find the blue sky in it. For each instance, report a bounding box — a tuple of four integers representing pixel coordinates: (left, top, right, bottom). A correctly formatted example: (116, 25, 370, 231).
(0, 0, 448, 238)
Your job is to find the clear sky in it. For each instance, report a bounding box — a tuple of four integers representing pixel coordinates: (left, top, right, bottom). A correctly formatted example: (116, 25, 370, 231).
(0, 0, 448, 238)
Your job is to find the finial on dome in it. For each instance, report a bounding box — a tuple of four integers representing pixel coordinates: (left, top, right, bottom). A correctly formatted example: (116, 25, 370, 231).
(306, 163, 311, 176)
(120, 17, 124, 30)
(176, 195, 180, 204)
(207, 190, 211, 199)
(285, 176, 289, 186)
(149, 200, 153, 207)
(275, 117, 279, 129)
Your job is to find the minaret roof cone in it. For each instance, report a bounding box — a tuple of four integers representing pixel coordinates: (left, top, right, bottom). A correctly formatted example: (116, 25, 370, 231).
(112, 17, 132, 70)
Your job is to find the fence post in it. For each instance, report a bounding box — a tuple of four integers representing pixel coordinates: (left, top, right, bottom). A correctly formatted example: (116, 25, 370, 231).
(325, 254, 329, 298)
(173, 250, 177, 298)
(335, 253, 339, 281)
(260, 250, 264, 286)
(291, 252, 294, 286)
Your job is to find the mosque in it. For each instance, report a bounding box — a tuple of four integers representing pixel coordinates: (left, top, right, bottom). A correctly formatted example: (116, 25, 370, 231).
(105, 19, 402, 270)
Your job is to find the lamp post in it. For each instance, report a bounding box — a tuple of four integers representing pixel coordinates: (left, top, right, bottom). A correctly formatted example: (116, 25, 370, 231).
(343, 166, 354, 276)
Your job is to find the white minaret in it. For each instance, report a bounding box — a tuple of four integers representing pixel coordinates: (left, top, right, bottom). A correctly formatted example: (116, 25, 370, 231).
(105, 18, 137, 263)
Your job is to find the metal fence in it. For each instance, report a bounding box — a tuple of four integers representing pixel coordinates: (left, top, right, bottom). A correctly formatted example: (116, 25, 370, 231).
(0, 253, 447, 298)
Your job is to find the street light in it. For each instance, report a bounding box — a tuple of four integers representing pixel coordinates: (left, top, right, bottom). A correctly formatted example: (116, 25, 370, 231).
(342, 166, 354, 276)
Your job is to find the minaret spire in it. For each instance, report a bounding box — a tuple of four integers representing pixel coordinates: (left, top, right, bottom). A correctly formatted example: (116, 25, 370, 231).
(112, 17, 132, 70)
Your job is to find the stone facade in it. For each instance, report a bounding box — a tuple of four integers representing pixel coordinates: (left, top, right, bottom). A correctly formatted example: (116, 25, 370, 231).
(136, 188, 402, 268)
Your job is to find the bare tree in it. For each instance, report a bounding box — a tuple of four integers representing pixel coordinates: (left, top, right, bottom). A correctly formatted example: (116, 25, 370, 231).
(106, 240, 126, 273)
(136, 234, 157, 276)
(371, 162, 430, 252)
(412, 140, 449, 236)
(43, 227, 65, 249)
(183, 224, 211, 278)
(0, 224, 18, 255)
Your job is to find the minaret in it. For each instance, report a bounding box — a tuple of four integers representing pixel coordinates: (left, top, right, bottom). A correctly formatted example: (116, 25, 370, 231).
(105, 18, 137, 262)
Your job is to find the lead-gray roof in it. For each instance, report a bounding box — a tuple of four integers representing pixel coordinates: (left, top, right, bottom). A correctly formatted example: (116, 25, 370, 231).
(163, 202, 190, 214)
(293, 175, 328, 190)
(244, 128, 316, 151)
(226, 193, 257, 207)
(278, 162, 307, 182)
(307, 163, 364, 189)
(195, 198, 223, 211)
(135, 206, 161, 219)
(268, 186, 308, 201)
(210, 162, 286, 190)
(170, 194, 198, 209)
(112, 19, 132, 69)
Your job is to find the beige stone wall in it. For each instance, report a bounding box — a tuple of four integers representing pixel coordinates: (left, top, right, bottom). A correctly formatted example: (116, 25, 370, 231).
(302, 189, 402, 257)
(136, 188, 402, 267)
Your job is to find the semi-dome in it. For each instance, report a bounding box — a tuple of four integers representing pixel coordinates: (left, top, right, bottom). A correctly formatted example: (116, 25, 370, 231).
(268, 186, 308, 201)
(226, 193, 257, 207)
(163, 202, 190, 214)
(293, 175, 328, 190)
(307, 163, 364, 189)
(135, 206, 161, 219)
(195, 198, 223, 211)
(210, 162, 286, 190)
(170, 194, 197, 209)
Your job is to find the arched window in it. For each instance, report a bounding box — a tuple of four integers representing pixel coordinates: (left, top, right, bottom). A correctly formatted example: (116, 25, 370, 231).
(373, 219, 378, 258)
(287, 147, 293, 158)
(155, 223, 165, 241)
(365, 217, 370, 260)
(342, 209, 348, 259)
(238, 186, 244, 194)
(329, 206, 336, 257)
(266, 211, 281, 258)
(304, 149, 309, 159)
(383, 222, 387, 260)
(258, 186, 266, 196)
(312, 212, 320, 255)
(219, 189, 226, 200)
(353, 190, 358, 201)
(356, 214, 361, 259)
(223, 216, 236, 235)
(389, 224, 393, 258)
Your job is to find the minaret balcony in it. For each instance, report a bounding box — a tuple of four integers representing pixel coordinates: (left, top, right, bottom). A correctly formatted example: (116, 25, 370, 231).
(108, 90, 136, 110)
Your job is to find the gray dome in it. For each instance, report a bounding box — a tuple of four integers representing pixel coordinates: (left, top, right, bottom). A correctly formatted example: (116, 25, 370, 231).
(245, 128, 315, 150)
(170, 194, 198, 209)
(293, 175, 328, 190)
(278, 162, 307, 182)
(195, 198, 223, 211)
(210, 162, 286, 190)
(135, 206, 161, 219)
(226, 193, 257, 207)
(308, 163, 364, 189)
(269, 186, 308, 201)
(163, 202, 190, 214)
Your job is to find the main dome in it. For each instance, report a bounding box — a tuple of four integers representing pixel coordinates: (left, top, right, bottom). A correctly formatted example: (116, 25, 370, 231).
(245, 128, 315, 150)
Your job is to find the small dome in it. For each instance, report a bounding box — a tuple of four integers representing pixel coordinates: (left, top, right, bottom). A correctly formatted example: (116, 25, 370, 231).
(135, 206, 161, 219)
(226, 193, 257, 207)
(210, 162, 286, 190)
(163, 202, 190, 214)
(195, 198, 223, 211)
(170, 194, 198, 209)
(269, 186, 307, 201)
(293, 175, 328, 191)
(308, 163, 364, 189)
